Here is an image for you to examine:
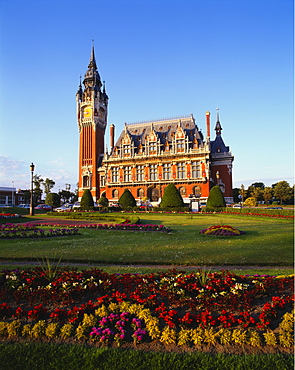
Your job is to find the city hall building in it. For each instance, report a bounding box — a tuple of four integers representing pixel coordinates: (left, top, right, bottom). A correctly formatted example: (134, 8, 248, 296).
(76, 47, 234, 206)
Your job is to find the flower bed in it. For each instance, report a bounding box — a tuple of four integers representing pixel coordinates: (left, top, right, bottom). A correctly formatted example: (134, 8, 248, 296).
(0, 222, 171, 239)
(0, 268, 293, 350)
(200, 225, 245, 236)
(0, 223, 79, 239)
(0, 213, 20, 219)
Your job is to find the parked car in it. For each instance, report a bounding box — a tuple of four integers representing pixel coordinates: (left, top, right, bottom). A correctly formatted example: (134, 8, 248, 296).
(17, 204, 30, 209)
(232, 204, 242, 208)
(34, 204, 52, 211)
(72, 202, 80, 209)
(265, 207, 283, 210)
(54, 204, 73, 212)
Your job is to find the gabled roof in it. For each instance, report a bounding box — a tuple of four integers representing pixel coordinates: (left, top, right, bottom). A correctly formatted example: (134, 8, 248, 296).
(113, 115, 204, 150)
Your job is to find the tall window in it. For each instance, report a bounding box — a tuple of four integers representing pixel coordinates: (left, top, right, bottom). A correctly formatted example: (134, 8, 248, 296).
(137, 165, 144, 181)
(100, 176, 105, 187)
(193, 186, 201, 197)
(112, 167, 119, 182)
(177, 162, 185, 179)
(83, 175, 90, 187)
(150, 164, 158, 180)
(112, 189, 119, 198)
(179, 186, 186, 197)
(124, 166, 132, 182)
(191, 161, 200, 178)
(163, 163, 171, 180)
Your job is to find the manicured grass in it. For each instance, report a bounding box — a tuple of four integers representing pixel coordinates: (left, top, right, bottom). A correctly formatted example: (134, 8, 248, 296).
(0, 213, 293, 267)
(0, 342, 293, 370)
(0, 262, 293, 276)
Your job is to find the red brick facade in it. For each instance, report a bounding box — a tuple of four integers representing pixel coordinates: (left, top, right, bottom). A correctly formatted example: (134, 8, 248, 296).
(77, 48, 234, 205)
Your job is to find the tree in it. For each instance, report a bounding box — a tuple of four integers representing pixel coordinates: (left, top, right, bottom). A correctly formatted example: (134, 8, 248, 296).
(80, 189, 94, 210)
(119, 189, 136, 209)
(160, 184, 184, 208)
(45, 192, 60, 208)
(98, 195, 109, 210)
(43, 178, 55, 196)
(263, 187, 273, 205)
(233, 188, 240, 203)
(273, 181, 292, 204)
(239, 184, 247, 203)
(250, 187, 262, 201)
(33, 174, 43, 204)
(251, 182, 265, 190)
(205, 186, 226, 211)
(243, 197, 257, 208)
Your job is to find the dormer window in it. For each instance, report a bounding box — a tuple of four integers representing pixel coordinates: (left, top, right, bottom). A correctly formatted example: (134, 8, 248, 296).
(123, 145, 130, 155)
(176, 139, 184, 151)
(149, 142, 156, 153)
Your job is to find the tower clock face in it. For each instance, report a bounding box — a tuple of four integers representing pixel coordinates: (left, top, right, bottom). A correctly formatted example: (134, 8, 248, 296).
(83, 107, 92, 118)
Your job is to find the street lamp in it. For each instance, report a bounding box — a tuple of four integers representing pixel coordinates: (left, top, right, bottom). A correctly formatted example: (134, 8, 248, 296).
(30, 163, 35, 216)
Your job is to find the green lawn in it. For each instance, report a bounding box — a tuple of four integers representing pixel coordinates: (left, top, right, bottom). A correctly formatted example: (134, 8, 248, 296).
(0, 213, 293, 268)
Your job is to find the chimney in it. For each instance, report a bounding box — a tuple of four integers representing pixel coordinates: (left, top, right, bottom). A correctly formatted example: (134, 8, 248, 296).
(110, 124, 115, 150)
(205, 111, 210, 138)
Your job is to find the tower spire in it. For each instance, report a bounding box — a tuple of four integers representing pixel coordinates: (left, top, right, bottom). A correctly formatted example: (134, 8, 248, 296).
(215, 108, 222, 136)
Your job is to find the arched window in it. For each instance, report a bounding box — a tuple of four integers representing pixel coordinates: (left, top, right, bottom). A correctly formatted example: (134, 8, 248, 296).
(151, 188, 159, 201)
(137, 188, 144, 198)
(179, 186, 186, 197)
(112, 189, 119, 199)
(193, 186, 201, 197)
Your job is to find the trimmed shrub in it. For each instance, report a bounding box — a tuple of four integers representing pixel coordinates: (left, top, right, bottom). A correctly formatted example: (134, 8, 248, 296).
(119, 189, 136, 209)
(80, 189, 94, 211)
(205, 186, 226, 212)
(98, 196, 109, 209)
(160, 184, 184, 208)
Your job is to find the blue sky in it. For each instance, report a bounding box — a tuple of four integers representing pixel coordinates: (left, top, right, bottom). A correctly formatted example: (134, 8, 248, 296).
(0, 0, 293, 194)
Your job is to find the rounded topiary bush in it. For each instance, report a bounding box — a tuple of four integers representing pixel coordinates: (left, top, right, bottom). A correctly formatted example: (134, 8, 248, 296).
(160, 183, 184, 208)
(205, 186, 226, 212)
(98, 195, 109, 210)
(80, 189, 94, 211)
(119, 189, 136, 209)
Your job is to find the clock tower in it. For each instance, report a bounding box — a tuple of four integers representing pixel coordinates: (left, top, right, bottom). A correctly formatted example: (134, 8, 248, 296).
(76, 45, 108, 201)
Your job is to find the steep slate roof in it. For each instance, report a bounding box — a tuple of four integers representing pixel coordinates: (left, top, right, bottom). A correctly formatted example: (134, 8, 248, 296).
(113, 115, 205, 152)
(210, 117, 230, 153)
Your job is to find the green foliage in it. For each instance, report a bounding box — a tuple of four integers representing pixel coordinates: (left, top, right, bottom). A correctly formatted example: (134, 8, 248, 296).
(80, 189, 94, 210)
(43, 178, 55, 196)
(273, 181, 292, 204)
(205, 186, 226, 211)
(263, 187, 273, 204)
(118, 189, 136, 209)
(98, 195, 109, 209)
(243, 197, 258, 207)
(45, 192, 60, 208)
(160, 184, 184, 208)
